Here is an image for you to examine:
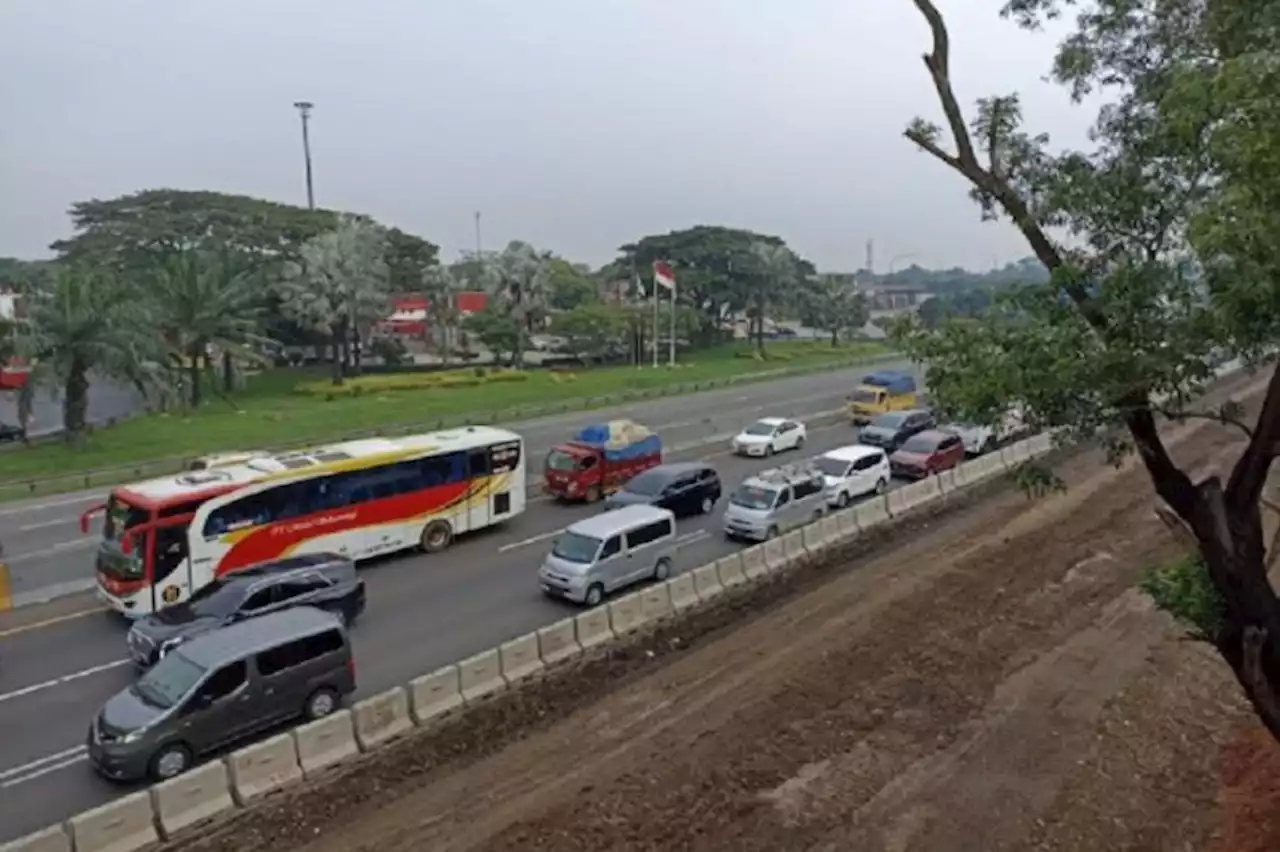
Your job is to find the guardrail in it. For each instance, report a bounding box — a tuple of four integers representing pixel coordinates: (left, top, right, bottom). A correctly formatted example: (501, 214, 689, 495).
(1, 431, 1051, 852)
(0, 352, 902, 504)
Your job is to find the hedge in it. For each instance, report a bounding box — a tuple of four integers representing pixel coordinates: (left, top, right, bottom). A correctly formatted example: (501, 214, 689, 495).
(295, 367, 530, 399)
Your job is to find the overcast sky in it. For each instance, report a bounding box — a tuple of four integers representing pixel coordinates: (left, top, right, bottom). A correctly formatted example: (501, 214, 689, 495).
(0, 0, 1088, 272)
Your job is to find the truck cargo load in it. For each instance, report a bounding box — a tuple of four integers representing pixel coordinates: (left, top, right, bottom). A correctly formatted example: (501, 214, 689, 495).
(572, 420, 663, 461)
(860, 370, 917, 395)
(847, 370, 919, 424)
(544, 419, 664, 502)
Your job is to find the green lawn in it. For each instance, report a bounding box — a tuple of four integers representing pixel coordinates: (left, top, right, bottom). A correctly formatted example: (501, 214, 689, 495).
(0, 341, 893, 495)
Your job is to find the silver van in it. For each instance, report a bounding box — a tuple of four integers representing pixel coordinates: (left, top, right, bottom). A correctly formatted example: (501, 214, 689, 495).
(88, 607, 355, 783)
(723, 464, 827, 542)
(538, 504, 677, 606)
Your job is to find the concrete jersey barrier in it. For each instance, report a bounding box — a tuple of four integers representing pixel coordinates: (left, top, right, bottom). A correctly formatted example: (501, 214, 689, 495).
(574, 607, 614, 650)
(0, 825, 70, 852)
(409, 665, 464, 725)
(150, 760, 235, 837)
(352, 687, 414, 750)
(66, 789, 157, 852)
(292, 709, 359, 777)
(499, 633, 545, 683)
(226, 731, 303, 804)
(536, 618, 582, 666)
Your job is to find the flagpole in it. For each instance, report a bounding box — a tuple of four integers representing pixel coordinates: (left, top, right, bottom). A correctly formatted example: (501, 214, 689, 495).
(651, 268, 659, 368)
(668, 284, 676, 366)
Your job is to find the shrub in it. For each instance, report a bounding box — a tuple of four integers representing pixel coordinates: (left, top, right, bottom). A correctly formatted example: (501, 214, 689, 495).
(295, 368, 529, 399)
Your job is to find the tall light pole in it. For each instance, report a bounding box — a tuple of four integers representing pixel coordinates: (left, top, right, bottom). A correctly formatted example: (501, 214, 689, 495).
(293, 101, 316, 210)
(473, 211, 483, 257)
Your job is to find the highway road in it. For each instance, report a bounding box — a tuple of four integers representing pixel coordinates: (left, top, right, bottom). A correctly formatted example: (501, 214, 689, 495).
(0, 360, 924, 842)
(0, 377, 143, 438)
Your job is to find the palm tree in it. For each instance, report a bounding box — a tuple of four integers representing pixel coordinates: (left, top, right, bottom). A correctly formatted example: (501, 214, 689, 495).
(486, 241, 551, 367)
(422, 264, 461, 363)
(749, 242, 801, 357)
(18, 265, 163, 440)
(150, 247, 273, 408)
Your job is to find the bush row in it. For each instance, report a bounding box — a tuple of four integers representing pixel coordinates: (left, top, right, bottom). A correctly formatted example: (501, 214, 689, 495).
(295, 367, 529, 399)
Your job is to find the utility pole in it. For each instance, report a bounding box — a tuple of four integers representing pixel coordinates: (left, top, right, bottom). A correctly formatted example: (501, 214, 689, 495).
(292, 101, 316, 210)
(474, 211, 483, 258)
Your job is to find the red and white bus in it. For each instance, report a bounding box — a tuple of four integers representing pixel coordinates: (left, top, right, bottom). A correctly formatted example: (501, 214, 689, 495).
(82, 426, 525, 616)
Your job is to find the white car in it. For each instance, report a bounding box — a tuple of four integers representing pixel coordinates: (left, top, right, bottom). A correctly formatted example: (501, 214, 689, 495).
(731, 417, 807, 457)
(812, 445, 891, 507)
(942, 406, 1028, 456)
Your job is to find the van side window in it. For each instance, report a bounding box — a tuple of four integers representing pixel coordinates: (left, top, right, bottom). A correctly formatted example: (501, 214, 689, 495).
(600, 535, 622, 559)
(197, 661, 247, 703)
(793, 478, 823, 500)
(775, 488, 792, 506)
(256, 629, 345, 677)
(626, 518, 672, 549)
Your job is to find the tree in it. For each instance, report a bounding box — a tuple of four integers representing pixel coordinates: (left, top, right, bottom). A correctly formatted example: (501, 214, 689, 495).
(800, 275, 870, 345)
(546, 258, 600, 311)
(17, 266, 162, 438)
(747, 241, 806, 355)
(149, 247, 272, 407)
(486, 241, 552, 366)
(550, 303, 629, 364)
(894, 0, 1280, 740)
(383, 228, 440, 293)
(915, 289, 994, 330)
(421, 264, 462, 362)
(461, 306, 521, 365)
(278, 216, 391, 385)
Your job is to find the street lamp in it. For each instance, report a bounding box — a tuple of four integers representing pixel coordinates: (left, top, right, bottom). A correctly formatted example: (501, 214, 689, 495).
(292, 101, 316, 210)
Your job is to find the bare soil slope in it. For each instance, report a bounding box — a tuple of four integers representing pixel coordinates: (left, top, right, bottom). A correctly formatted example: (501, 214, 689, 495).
(166, 374, 1280, 852)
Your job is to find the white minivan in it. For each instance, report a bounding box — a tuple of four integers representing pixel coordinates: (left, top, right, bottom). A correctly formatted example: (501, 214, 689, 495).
(812, 445, 891, 508)
(538, 504, 677, 607)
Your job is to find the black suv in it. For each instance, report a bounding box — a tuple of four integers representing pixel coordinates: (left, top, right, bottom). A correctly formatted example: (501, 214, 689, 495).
(857, 409, 936, 452)
(126, 552, 365, 667)
(605, 462, 722, 517)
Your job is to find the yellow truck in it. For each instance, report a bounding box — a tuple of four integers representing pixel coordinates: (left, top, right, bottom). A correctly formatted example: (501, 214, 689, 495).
(847, 370, 919, 424)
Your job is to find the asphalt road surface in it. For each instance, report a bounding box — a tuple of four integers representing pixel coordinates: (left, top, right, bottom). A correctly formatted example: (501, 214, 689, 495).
(0, 360, 926, 842)
(0, 377, 143, 438)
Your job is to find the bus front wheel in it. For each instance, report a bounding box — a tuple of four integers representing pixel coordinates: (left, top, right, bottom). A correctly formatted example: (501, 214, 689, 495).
(420, 520, 454, 554)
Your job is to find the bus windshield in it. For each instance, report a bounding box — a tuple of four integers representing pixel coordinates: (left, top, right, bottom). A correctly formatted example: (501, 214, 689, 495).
(103, 492, 150, 542)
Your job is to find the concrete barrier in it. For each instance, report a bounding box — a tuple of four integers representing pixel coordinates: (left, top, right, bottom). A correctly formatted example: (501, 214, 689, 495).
(782, 529, 807, 564)
(854, 495, 890, 529)
(409, 664, 463, 725)
(536, 618, 582, 666)
(691, 563, 724, 600)
(0, 825, 70, 852)
(1027, 432, 1053, 457)
(666, 572, 699, 610)
(352, 687, 414, 751)
(150, 759, 235, 838)
(952, 460, 979, 487)
(1001, 440, 1032, 466)
(716, 553, 748, 587)
(292, 708, 358, 777)
(964, 452, 1005, 482)
(226, 731, 303, 804)
(762, 538, 788, 571)
(458, 647, 505, 702)
(500, 632, 545, 683)
(833, 506, 859, 538)
(639, 581, 674, 622)
(608, 592, 646, 634)
(936, 468, 958, 495)
(887, 478, 939, 516)
(738, 547, 769, 580)
(66, 789, 157, 852)
(574, 607, 615, 650)
(818, 515, 842, 546)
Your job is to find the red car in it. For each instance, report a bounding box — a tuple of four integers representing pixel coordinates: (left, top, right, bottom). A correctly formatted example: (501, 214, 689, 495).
(889, 429, 965, 479)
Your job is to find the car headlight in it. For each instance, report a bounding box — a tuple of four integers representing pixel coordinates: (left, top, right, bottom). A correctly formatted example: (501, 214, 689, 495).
(158, 637, 185, 658)
(119, 727, 148, 744)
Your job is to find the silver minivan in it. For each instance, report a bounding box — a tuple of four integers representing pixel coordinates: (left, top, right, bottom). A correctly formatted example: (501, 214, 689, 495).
(723, 464, 827, 542)
(538, 504, 678, 606)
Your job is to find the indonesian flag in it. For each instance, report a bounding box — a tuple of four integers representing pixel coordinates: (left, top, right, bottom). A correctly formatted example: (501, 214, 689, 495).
(652, 260, 676, 291)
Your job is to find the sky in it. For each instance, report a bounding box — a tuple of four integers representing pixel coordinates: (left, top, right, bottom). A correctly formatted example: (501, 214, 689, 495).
(0, 0, 1092, 272)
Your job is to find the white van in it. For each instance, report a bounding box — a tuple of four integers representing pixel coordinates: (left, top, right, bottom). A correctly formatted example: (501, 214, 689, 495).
(538, 504, 677, 607)
(811, 445, 891, 507)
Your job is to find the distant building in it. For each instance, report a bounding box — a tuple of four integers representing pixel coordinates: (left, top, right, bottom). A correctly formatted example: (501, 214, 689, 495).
(380, 292, 488, 337)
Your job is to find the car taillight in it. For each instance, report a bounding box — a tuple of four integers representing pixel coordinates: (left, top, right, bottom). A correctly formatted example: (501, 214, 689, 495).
(347, 656, 356, 679)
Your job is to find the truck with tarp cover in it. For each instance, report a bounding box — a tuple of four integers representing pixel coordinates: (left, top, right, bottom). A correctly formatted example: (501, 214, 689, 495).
(847, 369, 919, 424)
(543, 419, 663, 503)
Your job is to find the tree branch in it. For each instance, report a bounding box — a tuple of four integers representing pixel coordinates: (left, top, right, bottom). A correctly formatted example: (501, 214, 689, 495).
(1152, 406, 1255, 439)
(910, 0, 981, 171)
(1227, 362, 1280, 511)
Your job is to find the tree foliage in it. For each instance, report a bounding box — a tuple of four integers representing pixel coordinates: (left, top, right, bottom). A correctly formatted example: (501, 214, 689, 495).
(799, 274, 870, 345)
(546, 258, 600, 311)
(485, 241, 552, 366)
(550, 303, 629, 363)
(894, 0, 1280, 739)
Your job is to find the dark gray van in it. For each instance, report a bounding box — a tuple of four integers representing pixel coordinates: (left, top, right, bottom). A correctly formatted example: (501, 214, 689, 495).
(88, 606, 355, 782)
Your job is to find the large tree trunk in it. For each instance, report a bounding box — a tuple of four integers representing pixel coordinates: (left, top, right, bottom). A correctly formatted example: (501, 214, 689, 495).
(62, 357, 90, 440)
(188, 344, 202, 409)
(330, 326, 345, 386)
(830, 328, 839, 347)
(753, 297, 767, 357)
(222, 351, 234, 393)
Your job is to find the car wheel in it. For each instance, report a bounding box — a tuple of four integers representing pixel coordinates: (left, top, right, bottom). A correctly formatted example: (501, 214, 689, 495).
(653, 558, 672, 581)
(584, 485, 601, 503)
(305, 687, 340, 721)
(148, 743, 192, 782)
(765, 442, 775, 457)
(584, 583, 605, 607)
(796, 434, 805, 450)
(419, 520, 454, 553)
(699, 495, 714, 514)
(875, 478, 888, 495)
(836, 491, 850, 508)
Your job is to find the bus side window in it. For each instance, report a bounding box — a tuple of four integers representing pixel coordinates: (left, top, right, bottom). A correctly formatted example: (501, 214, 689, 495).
(468, 449, 490, 478)
(153, 526, 189, 582)
(420, 452, 467, 487)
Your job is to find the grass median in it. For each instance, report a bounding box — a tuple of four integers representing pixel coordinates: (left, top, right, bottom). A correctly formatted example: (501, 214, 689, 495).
(0, 341, 893, 497)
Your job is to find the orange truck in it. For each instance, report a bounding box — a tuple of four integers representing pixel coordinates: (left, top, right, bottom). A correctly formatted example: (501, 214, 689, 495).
(542, 420, 663, 503)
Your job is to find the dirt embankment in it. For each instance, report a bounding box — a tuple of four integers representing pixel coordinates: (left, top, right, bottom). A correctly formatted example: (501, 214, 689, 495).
(163, 372, 1280, 852)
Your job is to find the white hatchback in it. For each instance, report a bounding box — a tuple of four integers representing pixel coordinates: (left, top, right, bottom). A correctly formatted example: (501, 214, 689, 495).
(811, 444, 890, 507)
(731, 417, 807, 457)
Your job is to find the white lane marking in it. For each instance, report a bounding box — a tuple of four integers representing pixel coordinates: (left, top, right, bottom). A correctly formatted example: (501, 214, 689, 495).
(0, 752, 88, 788)
(674, 529, 710, 548)
(497, 529, 560, 554)
(5, 536, 97, 565)
(0, 745, 88, 783)
(16, 515, 80, 532)
(0, 493, 103, 517)
(0, 659, 130, 705)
